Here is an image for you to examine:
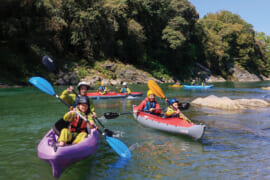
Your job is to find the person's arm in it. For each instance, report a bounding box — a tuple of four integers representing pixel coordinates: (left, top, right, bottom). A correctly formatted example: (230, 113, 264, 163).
(119, 88, 123, 93)
(87, 115, 95, 125)
(127, 88, 131, 94)
(134, 100, 146, 113)
(63, 110, 76, 122)
(165, 107, 179, 117)
(60, 88, 76, 106)
(165, 107, 174, 117)
(154, 102, 161, 114)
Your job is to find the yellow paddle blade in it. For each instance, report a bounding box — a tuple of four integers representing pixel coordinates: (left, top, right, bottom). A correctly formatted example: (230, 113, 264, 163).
(147, 80, 165, 99)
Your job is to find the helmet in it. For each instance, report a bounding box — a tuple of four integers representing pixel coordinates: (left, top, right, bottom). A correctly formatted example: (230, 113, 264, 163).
(77, 81, 91, 90)
(168, 98, 179, 106)
(147, 90, 154, 97)
(78, 96, 89, 105)
(101, 82, 104, 86)
(123, 82, 127, 86)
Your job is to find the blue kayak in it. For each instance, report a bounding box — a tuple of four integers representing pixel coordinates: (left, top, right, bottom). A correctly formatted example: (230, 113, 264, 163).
(183, 85, 214, 89)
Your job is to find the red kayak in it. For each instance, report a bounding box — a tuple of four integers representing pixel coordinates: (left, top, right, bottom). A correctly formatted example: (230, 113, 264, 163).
(86, 92, 143, 99)
(133, 105, 205, 140)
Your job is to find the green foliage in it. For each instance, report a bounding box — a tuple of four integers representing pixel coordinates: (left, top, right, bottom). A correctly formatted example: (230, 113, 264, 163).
(1, 1, 270, 85)
(199, 10, 270, 77)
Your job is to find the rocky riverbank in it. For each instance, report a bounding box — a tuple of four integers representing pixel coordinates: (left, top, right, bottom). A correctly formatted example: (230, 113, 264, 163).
(54, 61, 270, 86)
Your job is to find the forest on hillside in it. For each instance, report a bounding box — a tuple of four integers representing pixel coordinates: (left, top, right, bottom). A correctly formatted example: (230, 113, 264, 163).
(1, 0, 270, 84)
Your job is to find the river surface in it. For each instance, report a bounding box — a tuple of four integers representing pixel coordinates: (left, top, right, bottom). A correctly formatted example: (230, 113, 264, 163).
(1, 81, 270, 180)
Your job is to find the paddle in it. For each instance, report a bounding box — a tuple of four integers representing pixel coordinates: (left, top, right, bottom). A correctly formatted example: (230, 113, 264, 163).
(29, 76, 131, 159)
(103, 110, 162, 120)
(42, 55, 93, 93)
(147, 80, 192, 123)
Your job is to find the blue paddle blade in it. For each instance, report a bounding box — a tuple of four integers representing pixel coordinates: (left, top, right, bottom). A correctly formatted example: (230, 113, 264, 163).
(106, 136, 132, 159)
(29, 77, 55, 96)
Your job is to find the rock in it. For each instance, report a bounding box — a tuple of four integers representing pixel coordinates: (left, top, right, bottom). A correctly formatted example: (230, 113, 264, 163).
(56, 71, 79, 85)
(207, 76, 226, 82)
(191, 95, 270, 110)
(230, 64, 262, 81)
(261, 87, 270, 90)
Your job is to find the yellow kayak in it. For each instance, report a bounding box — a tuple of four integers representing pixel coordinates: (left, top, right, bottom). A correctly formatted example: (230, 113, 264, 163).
(168, 84, 183, 88)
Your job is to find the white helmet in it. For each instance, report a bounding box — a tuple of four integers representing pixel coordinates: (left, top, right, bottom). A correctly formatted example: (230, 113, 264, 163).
(123, 82, 127, 86)
(77, 81, 91, 90)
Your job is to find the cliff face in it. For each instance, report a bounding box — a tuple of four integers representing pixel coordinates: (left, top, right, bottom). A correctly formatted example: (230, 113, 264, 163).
(54, 61, 269, 86)
(55, 60, 174, 86)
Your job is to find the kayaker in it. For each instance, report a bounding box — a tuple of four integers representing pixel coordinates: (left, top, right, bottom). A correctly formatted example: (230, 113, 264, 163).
(174, 80, 180, 85)
(134, 90, 161, 115)
(60, 82, 96, 118)
(165, 98, 181, 118)
(191, 79, 196, 86)
(119, 82, 131, 94)
(98, 82, 108, 95)
(201, 79, 205, 86)
(58, 96, 96, 146)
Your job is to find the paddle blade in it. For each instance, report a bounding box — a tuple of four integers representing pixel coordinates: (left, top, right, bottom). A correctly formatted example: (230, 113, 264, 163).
(42, 55, 57, 73)
(147, 80, 165, 98)
(29, 77, 55, 96)
(106, 136, 132, 159)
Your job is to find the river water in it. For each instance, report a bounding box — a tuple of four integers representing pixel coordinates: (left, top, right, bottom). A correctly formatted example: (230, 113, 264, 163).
(1, 81, 270, 180)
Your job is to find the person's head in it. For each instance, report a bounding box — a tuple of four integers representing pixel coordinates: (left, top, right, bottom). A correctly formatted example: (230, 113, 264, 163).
(147, 90, 155, 101)
(101, 82, 105, 86)
(77, 96, 89, 113)
(77, 82, 91, 95)
(123, 82, 127, 87)
(168, 98, 179, 109)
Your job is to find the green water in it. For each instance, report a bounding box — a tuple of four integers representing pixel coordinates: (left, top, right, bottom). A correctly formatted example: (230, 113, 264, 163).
(1, 81, 270, 179)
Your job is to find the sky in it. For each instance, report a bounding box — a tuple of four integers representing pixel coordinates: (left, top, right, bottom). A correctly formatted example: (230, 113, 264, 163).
(188, 0, 270, 35)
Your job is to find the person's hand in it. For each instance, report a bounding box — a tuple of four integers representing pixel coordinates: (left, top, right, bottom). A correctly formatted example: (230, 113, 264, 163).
(68, 108, 76, 115)
(92, 112, 97, 118)
(150, 108, 155, 112)
(67, 85, 74, 93)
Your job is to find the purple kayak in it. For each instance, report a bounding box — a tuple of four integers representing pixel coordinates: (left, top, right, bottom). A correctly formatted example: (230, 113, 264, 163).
(38, 128, 99, 178)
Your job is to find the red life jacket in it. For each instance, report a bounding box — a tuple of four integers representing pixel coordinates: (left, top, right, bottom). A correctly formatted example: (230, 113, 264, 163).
(69, 114, 88, 133)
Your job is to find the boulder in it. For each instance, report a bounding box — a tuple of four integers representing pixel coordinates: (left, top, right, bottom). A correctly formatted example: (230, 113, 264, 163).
(261, 87, 270, 90)
(191, 95, 270, 110)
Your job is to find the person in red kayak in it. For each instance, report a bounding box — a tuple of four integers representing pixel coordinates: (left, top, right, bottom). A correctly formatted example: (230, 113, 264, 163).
(134, 90, 161, 115)
(60, 81, 96, 118)
(119, 82, 131, 94)
(165, 98, 181, 118)
(98, 82, 109, 95)
(58, 96, 96, 146)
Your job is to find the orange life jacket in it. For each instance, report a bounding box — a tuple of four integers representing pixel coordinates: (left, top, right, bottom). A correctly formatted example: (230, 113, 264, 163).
(69, 114, 88, 133)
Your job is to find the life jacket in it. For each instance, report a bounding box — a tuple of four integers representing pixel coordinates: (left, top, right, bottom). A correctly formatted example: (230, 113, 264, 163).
(144, 100, 156, 111)
(99, 86, 105, 91)
(73, 96, 80, 107)
(165, 106, 179, 118)
(69, 114, 88, 133)
(120, 87, 127, 93)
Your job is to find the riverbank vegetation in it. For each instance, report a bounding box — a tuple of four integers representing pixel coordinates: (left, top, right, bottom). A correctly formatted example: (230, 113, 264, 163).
(1, 0, 270, 85)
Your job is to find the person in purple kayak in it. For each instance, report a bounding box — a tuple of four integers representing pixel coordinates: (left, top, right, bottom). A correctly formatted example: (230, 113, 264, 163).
(58, 96, 96, 146)
(60, 81, 96, 118)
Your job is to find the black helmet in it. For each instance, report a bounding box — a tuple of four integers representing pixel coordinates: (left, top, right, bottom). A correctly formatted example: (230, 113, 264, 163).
(78, 96, 89, 105)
